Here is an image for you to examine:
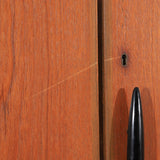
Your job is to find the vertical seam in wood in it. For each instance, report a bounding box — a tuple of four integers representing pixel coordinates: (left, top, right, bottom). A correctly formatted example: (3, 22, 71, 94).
(98, 0, 104, 160)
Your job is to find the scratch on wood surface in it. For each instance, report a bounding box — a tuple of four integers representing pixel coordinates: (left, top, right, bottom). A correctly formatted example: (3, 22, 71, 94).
(104, 56, 121, 62)
(25, 56, 120, 100)
(26, 62, 98, 99)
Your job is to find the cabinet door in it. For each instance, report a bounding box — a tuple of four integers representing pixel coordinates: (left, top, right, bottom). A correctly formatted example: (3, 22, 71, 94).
(103, 0, 159, 159)
(0, 0, 99, 159)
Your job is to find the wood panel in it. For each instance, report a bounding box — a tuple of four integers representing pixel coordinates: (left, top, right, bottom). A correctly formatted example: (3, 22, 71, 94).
(103, 0, 159, 159)
(0, 0, 99, 159)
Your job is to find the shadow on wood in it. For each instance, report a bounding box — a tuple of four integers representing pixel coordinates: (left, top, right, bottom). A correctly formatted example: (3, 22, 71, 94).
(110, 88, 128, 160)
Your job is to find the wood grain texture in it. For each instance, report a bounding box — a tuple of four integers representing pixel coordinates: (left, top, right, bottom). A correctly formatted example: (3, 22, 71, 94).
(0, 0, 99, 159)
(103, 0, 159, 159)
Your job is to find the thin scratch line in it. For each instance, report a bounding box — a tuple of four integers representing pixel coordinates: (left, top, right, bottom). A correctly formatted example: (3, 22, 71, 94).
(104, 56, 121, 62)
(26, 62, 98, 99)
(25, 56, 120, 100)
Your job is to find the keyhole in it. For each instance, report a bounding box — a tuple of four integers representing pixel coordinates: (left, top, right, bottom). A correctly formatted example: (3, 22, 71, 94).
(122, 53, 127, 66)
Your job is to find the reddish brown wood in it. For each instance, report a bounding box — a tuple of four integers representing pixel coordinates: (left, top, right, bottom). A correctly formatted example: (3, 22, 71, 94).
(0, 0, 99, 159)
(103, 0, 159, 159)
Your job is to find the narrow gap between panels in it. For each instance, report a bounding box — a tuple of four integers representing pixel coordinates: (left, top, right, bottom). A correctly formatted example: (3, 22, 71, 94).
(98, 0, 104, 160)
